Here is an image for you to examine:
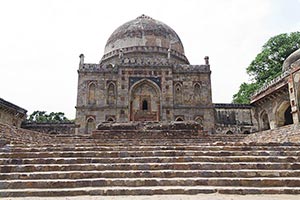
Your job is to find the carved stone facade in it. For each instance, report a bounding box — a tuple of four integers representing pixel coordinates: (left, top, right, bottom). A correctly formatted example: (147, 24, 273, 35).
(0, 98, 27, 127)
(75, 15, 214, 134)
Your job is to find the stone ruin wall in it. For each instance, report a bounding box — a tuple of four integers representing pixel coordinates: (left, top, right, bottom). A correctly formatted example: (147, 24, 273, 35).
(0, 98, 27, 127)
(214, 104, 257, 134)
(21, 122, 76, 135)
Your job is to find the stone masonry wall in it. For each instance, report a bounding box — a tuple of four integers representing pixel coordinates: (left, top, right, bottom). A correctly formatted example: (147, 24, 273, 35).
(21, 122, 76, 135)
(0, 98, 27, 127)
(214, 104, 255, 134)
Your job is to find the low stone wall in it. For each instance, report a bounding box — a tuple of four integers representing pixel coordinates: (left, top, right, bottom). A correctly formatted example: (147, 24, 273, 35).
(97, 121, 202, 131)
(214, 103, 255, 134)
(94, 121, 203, 139)
(21, 122, 76, 135)
(0, 122, 56, 145)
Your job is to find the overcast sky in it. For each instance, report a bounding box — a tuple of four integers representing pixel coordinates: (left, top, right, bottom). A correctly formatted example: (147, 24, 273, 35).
(0, 0, 300, 119)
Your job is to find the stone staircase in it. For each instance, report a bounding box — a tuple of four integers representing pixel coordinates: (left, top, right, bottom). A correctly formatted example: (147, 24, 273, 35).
(1, 123, 300, 197)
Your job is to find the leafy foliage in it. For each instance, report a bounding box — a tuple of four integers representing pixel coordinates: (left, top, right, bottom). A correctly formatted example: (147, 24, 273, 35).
(232, 82, 259, 104)
(27, 111, 71, 123)
(233, 32, 300, 104)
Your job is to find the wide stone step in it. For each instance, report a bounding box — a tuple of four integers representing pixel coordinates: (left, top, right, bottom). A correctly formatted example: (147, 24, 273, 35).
(4, 139, 249, 146)
(2, 170, 300, 180)
(4, 145, 300, 152)
(1, 156, 299, 165)
(54, 136, 245, 143)
(1, 150, 299, 158)
(1, 162, 299, 173)
(1, 177, 300, 189)
(1, 186, 300, 197)
(8, 141, 299, 149)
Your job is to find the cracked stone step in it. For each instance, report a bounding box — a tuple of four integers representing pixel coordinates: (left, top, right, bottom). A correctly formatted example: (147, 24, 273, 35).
(5, 140, 260, 147)
(4, 145, 300, 152)
(1, 162, 300, 173)
(1, 186, 300, 197)
(1, 150, 299, 158)
(8, 141, 298, 149)
(1, 156, 299, 165)
(1, 177, 300, 189)
(2, 170, 300, 180)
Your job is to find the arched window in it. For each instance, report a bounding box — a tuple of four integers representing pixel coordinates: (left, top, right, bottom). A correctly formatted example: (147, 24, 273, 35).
(174, 83, 183, 104)
(86, 117, 96, 134)
(107, 117, 115, 122)
(88, 83, 96, 105)
(195, 116, 203, 126)
(261, 111, 270, 131)
(284, 105, 293, 125)
(107, 82, 116, 105)
(175, 117, 184, 121)
(243, 131, 250, 134)
(142, 100, 148, 110)
(276, 101, 293, 127)
(194, 83, 201, 96)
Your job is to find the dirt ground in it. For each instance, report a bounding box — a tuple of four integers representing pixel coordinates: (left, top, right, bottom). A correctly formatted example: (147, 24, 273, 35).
(3, 194, 300, 200)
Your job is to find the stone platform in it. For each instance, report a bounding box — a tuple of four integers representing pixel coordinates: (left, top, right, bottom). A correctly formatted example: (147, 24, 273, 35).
(93, 121, 204, 139)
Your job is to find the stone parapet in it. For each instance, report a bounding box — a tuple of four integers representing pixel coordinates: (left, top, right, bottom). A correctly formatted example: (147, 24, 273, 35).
(214, 103, 252, 109)
(0, 98, 27, 127)
(101, 46, 189, 64)
(251, 69, 291, 101)
(21, 122, 76, 135)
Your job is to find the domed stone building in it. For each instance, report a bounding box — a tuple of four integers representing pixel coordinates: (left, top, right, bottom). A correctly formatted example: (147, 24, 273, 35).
(75, 15, 215, 134)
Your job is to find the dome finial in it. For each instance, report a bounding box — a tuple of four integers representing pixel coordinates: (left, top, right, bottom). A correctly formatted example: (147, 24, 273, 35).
(137, 14, 152, 20)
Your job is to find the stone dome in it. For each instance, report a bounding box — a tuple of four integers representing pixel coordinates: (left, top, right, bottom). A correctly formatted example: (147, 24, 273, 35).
(282, 48, 300, 71)
(104, 15, 185, 56)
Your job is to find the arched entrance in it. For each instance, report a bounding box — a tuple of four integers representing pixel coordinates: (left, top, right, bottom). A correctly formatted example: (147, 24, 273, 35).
(129, 79, 161, 121)
(86, 117, 96, 134)
(260, 111, 270, 131)
(284, 105, 293, 125)
(276, 101, 293, 127)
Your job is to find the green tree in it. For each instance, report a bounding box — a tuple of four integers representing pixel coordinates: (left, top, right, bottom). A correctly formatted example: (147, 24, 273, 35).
(233, 32, 300, 104)
(233, 83, 259, 104)
(27, 111, 71, 123)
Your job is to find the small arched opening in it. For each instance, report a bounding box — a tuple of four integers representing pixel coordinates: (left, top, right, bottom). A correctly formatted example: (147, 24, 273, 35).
(195, 116, 203, 126)
(226, 130, 233, 134)
(175, 117, 184, 121)
(142, 99, 148, 111)
(107, 117, 115, 122)
(86, 117, 96, 134)
(107, 82, 116, 105)
(284, 105, 293, 125)
(174, 83, 183, 104)
(261, 111, 270, 131)
(276, 101, 293, 127)
(88, 83, 96, 105)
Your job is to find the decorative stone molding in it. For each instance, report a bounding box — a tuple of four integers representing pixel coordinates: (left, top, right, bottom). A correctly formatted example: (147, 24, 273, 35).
(251, 69, 292, 99)
(100, 46, 189, 64)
